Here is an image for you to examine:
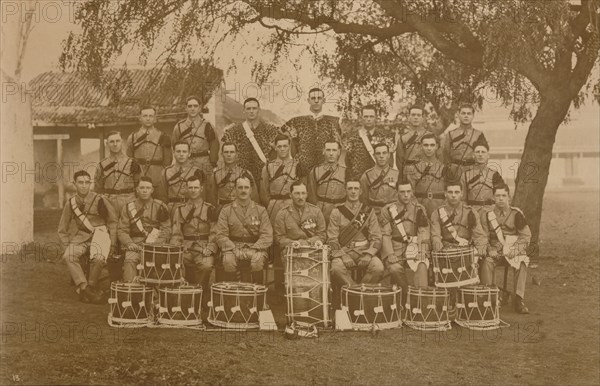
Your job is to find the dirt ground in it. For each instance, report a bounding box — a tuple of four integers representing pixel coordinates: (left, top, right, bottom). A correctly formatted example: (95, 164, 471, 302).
(1, 191, 599, 385)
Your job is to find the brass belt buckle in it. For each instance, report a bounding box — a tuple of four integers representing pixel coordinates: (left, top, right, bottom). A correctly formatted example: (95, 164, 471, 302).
(427, 191, 433, 200)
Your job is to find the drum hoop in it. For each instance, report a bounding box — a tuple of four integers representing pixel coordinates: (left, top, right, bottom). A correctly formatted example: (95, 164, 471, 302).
(206, 318, 260, 330)
(403, 320, 452, 331)
(211, 282, 267, 292)
(455, 319, 502, 331)
(157, 317, 202, 326)
(350, 320, 402, 330)
(108, 315, 152, 325)
(159, 286, 203, 294)
(458, 286, 499, 294)
(434, 277, 480, 288)
(140, 278, 185, 285)
(142, 243, 183, 252)
(111, 282, 153, 293)
(407, 286, 449, 296)
(342, 287, 401, 296)
(432, 247, 475, 258)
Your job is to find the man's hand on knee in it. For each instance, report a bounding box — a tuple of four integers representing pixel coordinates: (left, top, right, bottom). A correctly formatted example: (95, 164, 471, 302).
(341, 254, 356, 269)
(358, 254, 372, 268)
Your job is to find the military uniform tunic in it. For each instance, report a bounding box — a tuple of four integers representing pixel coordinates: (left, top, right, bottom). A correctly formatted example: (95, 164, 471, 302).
(406, 158, 446, 219)
(273, 203, 327, 248)
(395, 127, 433, 179)
(172, 117, 219, 175)
(206, 164, 259, 208)
(440, 126, 488, 180)
(461, 163, 505, 212)
(117, 198, 171, 281)
(58, 192, 118, 287)
(157, 162, 204, 212)
(480, 205, 531, 298)
(306, 163, 347, 221)
(221, 121, 278, 184)
(214, 200, 273, 273)
(359, 165, 400, 221)
(430, 201, 487, 255)
(126, 128, 172, 187)
(344, 127, 395, 179)
(259, 158, 300, 223)
(94, 152, 139, 214)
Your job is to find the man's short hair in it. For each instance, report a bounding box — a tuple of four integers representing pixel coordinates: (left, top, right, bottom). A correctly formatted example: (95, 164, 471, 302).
(308, 87, 324, 96)
(420, 133, 439, 145)
(235, 176, 253, 187)
(493, 183, 510, 195)
(73, 170, 91, 181)
(373, 142, 389, 152)
(137, 176, 154, 186)
(362, 104, 378, 115)
(106, 131, 121, 139)
(173, 140, 190, 151)
(186, 95, 202, 105)
(409, 105, 425, 114)
(140, 105, 155, 113)
(274, 134, 291, 145)
(398, 179, 412, 188)
(187, 172, 205, 185)
(290, 180, 307, 192)
(346, 178, 361, 187)
(221, 141, 238, 152)
(445, 182, 462, 191)
(324, 139, 341, 149)
(458, 103, 475, 113)
(244, 97, 260, 108)
(473, 137, 489, 151)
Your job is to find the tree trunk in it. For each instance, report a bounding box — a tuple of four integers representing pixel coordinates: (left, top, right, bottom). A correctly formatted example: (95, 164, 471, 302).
(512, 88, 573, 259)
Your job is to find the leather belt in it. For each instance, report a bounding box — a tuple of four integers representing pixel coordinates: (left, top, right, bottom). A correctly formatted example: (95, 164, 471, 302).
(415, 192, 445, 200)
(136, 158, 163, 166)
(184, 235, 209, 241)
(168, 197, 186, 203)
(316, 195, 345, 204)
(347, 240, 369, 248)
(191, 151, 209, 158)
(104, 188, 134, 194)
(270, 194, 290, 200)
(467, 199, 494, 206)
(230, 236, 259, 243)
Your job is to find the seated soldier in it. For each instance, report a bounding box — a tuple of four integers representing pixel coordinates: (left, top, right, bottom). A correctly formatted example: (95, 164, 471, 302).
(461, 140, 505, 214)
(118, 177, 171, 282)
(328, 179, 384, 293)
(214, 176, 273, 284)
(480, 183, 531, 314)
(170, 174, 217, 303)
(274, 180, 327, 248)
(380, 182, 431, 298)
(58, 170, 118, 304)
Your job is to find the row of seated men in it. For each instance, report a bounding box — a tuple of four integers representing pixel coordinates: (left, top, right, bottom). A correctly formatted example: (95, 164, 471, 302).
(58, 165, 530, 315)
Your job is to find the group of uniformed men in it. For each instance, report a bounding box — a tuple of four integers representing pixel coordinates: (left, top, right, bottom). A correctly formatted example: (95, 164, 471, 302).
(58, 88, 531, 315)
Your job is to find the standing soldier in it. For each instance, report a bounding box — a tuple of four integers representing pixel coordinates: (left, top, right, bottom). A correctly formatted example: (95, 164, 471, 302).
(170, 175, 218, 305)
(220, 98, 278, 184)
(480, 184, 531, 313)
(58, 170, 118, 304)
(260, 134, 300, 223)
(307, 140, 348, 222)
(126, 106, 172, 187)
(206, 142, 259, 210)
(396, 105, 433, 179)
(280, 87, 342, 177)
(461, 141, 505, 214)
(214, 176, 273, 284)
(118, 177, 171, 282)
(440, 103, 489, 180)
(406, 133, 446, 219)
(359, 143, 400, 222)
(274, 181, 327, 249)
(345, 105, 396, 179)
(328, 179, 384, 306)
(380, 182, 431, 301)
(172, 95, 219, 175)
(94, 131, 139, 214)
(157, 141, 204, 215)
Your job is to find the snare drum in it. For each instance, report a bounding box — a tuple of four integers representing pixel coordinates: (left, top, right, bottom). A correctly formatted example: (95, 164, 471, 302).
(432, 246, 479, 288)
(403, 286, 451, 331)
(108, 282, 154, 327)
(157, 285, 203, 327)
(456, 285, 501, 330)
(137, 244, 184, 286)
(207, 282, 268, 329)
(341, 284, 402, 330)
(284, 245, 331, 329)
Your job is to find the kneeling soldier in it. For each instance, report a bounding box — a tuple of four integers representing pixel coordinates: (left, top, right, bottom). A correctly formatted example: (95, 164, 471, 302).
(328, 179, 384, 294)
(118, 177, 171, 282)
(214, 176, 273, 284)
(480, 183, 531, 314)
(380, 182, 431, 299)
(170, 174, 217, 301)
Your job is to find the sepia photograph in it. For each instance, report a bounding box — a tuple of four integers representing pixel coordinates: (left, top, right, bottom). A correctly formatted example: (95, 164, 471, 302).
(1, 0, 599, 384)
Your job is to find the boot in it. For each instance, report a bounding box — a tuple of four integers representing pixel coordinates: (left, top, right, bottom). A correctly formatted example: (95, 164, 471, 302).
(80, 286, 103, 304)
(514, 296, 529, 314)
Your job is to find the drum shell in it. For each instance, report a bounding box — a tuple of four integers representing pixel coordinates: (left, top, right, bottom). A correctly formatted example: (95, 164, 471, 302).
(158, 286, 203, 325)
(109, 282, 153, 323)
(342, 284, 401, 329)
(140, 244, 184, 285)
(208, 282, 268, 328)
(404, 286, 449, 323)
(284, 246, 330, 328)
(456, 285, 499, 322)
(432, 247, 479, 288)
